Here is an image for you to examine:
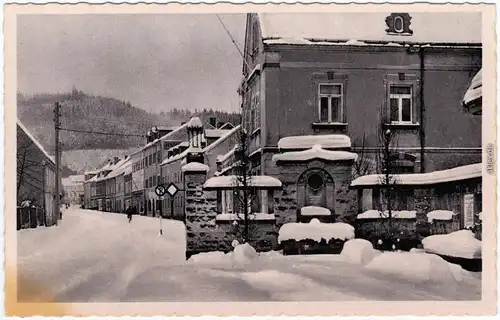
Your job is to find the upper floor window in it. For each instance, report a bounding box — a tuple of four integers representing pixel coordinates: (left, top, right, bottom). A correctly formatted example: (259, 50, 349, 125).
(389, 85, 412, 124)
(318, 84, 343, 123)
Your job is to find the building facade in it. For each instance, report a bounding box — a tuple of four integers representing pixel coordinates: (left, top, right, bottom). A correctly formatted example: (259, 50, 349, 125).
(62, 175, 85, 206)
(239, 12, 481, 179)
(17, 121, 59, 226)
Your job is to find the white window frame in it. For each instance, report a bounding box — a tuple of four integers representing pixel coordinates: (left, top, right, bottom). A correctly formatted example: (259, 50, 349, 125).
(389, 85, 413, 124)
(318, 83, 344, 123)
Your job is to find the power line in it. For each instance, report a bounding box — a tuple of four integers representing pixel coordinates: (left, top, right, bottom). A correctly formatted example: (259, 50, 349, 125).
(59, 127, 145, 138)
(215, 14, 252, 72)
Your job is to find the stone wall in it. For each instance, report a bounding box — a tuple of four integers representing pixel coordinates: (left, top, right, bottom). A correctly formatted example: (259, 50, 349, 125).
(184, 170, 281, 257)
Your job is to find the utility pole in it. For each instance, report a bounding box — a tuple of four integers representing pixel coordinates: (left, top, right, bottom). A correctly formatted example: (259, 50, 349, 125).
(54, 102, 61, 225)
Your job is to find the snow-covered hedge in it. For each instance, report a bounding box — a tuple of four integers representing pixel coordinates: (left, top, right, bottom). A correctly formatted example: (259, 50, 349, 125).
(365, 251, 465, 283)
(422, 230, 481, 259)
(340, 239, 380, 265)
(427, 210, 454, 223)
(278, 219, 355, 243)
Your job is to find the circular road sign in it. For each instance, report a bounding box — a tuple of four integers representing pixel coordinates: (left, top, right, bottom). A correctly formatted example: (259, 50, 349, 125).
(155, 185, 166, 197)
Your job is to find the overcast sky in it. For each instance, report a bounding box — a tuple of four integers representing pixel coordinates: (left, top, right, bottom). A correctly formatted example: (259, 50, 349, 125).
(18, 14, 246, 113)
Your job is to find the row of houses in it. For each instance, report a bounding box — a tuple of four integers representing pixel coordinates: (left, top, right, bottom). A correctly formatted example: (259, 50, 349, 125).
(83, 118, 237, 215)
(84, 12, 483, 256)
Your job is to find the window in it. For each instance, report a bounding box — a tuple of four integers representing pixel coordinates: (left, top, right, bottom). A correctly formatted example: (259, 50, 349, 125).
(157, 151, 161, 163)
(389, 85, 412, 123)
(318, 84, 343, 123)
(153, 176, 157, 186)
(149, 154, 153, 165)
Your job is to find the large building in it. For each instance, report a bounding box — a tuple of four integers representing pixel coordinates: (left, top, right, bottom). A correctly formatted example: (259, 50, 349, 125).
(239, 12, 481, 177)
(17, 120, 59, 227)
(62, 174, 85, 206)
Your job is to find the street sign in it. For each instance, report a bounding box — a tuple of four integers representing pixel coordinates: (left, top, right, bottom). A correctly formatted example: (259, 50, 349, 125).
(155, 184, 166, 197)
(166, 183, 179, 197)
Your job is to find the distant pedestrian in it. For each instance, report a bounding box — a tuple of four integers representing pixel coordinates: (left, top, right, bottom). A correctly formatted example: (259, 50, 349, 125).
(126, 206, 133, 223)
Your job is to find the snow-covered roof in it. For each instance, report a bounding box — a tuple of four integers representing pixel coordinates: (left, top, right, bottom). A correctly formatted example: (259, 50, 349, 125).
(181, 162, 210, 173)
(107, 159, 132, 179)
(17, 120, 55, 164)
(273, 144, 357, 163)
(427, 210, 454, 223)
(258, 12, 481, 46)
(300, 206, 331, 216)
(357, 210, 417, 220)
(278, 218, 355, 243)
(205, 129, 231, 139)
(216, 145, 239, 163)
(161, 146, 203, 166)
(203, 175, 282, 190)
(203, 125, 241, 154)
(278, 134, 351, 150)
(463, 68, 482, 112)
(351, 163, 482, 187)
(214, 161, 240, 177)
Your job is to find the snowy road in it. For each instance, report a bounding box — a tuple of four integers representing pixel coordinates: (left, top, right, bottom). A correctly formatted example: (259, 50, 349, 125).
(18, 208, 481, 302)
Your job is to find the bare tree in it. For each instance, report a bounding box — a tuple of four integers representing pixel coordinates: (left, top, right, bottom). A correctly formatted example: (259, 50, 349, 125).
(374, 114, 403, 249)
(352, 133, 375, 179)
(230, 128, 259, 244)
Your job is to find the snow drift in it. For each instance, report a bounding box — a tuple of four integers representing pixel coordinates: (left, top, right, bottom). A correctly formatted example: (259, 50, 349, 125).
(340, 239, 381, 265)
(365, 251, 465, 283)
(422, 230, 481, 259)
(278, 218, 355, 243)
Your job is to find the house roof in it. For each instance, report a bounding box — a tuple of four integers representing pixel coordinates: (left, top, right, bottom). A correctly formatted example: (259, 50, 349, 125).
(258, 12, 481, 46)
(463, 68, 482, 114)
(107, 159, 132, 179)
(351, 163, 482, 188)
(17, 120, 55, 164)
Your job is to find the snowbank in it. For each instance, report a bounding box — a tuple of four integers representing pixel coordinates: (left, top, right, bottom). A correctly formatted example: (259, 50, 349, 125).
(203, 175, 282, 189)
(340, 239, 380, 265)
(463, 68, 482, 106)
(427, 210, 454, 223)
(357, 210, 417, 220)
(232, 243, 258, 264)
(365, 251, 465, 283)
(273, 144, 357, 163)
(278, 219, 355, 243)
(351, 163, 482, 187)
(300, 206, 331, 216)
(181, 162, 210, 173)
(277, 134, 351, 149)
(216, 213, 276, 221)
(187, 251, 229, 264)
(422, 230, 481, 259)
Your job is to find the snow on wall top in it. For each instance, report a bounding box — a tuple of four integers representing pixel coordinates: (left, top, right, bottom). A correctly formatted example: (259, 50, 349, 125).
(463, 68, 482, 106)
(203, 175, 282, 190)
(278, 218, 355, 242)
(258, 12, 481, 45)
(357, 210, 417, 220)
(351, 163, 482, 187)
(278, 134, 351, 150)
(422, 230, 481, 259)
(181, 162, 210, 173)
(427, 210, 454, 223)
(300, 206, 331, 216)
(273, 144, 357, 163)
(17, 120, 55, 164)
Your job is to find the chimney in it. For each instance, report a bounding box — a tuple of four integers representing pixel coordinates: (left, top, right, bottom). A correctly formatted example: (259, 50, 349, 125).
(209, 117, 217, 128)
(114, 157, 119, 164)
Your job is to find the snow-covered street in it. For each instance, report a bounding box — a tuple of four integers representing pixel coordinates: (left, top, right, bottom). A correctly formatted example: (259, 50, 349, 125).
(18, 208, 481, 302)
